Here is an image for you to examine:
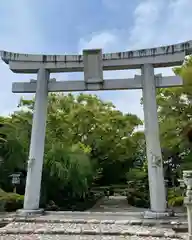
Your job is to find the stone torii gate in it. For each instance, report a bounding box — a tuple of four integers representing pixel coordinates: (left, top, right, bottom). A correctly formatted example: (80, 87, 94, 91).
(1, 41, 192, 217)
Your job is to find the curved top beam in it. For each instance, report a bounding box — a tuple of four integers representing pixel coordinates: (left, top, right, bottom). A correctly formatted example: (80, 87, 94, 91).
(1, 41, 192, 63)
(1, 41, 192, 73)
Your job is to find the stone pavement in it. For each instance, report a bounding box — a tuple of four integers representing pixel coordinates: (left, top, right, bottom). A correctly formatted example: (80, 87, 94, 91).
(0, 236, 187, 240)
(0, 211, 188, 239)
(0, 219, 188, 240)
(90, 196, 141, 212)
(0, 196, 188, 239)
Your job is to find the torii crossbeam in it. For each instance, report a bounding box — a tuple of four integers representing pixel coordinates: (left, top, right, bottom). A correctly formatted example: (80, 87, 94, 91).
(12, 75, 182, 93)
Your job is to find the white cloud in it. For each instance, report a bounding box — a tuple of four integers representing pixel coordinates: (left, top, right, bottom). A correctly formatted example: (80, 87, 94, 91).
(79, 32, 118, 52)
(129, 0, 192, 48)
(78, 0, 192, 119)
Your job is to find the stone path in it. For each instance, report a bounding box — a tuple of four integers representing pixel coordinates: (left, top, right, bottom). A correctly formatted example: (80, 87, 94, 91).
(90, 196, 142, 212)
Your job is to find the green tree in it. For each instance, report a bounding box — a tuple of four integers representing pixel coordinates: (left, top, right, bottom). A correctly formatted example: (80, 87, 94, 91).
(0, 93, 143, 208)
(156, 55, 192, 181)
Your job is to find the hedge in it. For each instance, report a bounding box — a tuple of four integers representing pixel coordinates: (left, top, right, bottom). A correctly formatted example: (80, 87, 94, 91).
(0, 188, 24, 212)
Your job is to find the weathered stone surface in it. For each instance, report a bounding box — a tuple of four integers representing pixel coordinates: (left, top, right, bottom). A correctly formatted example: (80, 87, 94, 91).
(0, 215, 188, 228)
(0, 235, 187, 240)
(0, 222, 184, 238)
(0, 198, 187, 239)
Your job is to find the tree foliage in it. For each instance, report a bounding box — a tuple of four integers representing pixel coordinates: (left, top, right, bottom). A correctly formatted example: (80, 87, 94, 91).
(0, 93, 142, 209)
(157, 55, 192, 182)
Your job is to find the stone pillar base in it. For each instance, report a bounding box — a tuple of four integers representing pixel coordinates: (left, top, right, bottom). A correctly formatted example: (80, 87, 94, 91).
(144, 209, 174, 219)
(187, 235, 192, 240)
(16, 209, 44, 217)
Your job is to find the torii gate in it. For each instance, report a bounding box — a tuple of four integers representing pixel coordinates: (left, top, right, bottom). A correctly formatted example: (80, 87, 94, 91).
(1, 41, 192, 217)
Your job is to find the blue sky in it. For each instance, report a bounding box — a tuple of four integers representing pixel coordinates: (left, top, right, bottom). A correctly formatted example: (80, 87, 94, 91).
(0, 0, 192, 119)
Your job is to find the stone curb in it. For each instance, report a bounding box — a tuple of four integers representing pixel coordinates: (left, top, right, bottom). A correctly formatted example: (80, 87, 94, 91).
(45, 211, 187, 217)
(44, 209, 187, 217)
(0, 217, 188, 226)
(0, 228, 184, 238)
(46, 211, 144, 216)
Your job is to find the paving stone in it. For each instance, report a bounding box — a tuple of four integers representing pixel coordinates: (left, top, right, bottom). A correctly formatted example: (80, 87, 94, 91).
(0, 221, 185, 239)
(0, 196, 187, 239)
(0, 235, 187, 240)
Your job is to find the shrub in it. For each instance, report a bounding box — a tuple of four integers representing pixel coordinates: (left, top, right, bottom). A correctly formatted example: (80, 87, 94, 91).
(0, 188, 6, 212)
(46, 200, 60, 211)
(126, 180, 150, 208)
(0, 200, 5, 212)
(127, 189, 150, 208)
(126, 167, 150, 208)
(168, 187, 184, 207)
(168, 196, 184, 207)
(0, 192, 24, 212)
(0, 188, 6, 196)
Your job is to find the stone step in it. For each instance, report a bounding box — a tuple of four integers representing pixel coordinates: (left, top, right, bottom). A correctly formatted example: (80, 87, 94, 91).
(0, 217, 188, 231)
(0, 222, 186, 238)
(1, 217, 188, 226)
(0, 210, 188, 239)
(45, 211, 186, 216)
(0, 235, 186, 240)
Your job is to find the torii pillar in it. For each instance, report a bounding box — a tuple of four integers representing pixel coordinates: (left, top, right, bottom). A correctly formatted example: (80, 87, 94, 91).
(23, 68, 49, 212)
(142, 64, 167, 217)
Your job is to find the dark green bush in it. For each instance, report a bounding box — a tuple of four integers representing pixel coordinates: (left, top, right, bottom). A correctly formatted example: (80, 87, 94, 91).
(126, 180, 150, 208)
(45, 200, 60, 211)
(168, 187, 184, 207)
(127, 190, 149, 208)
(0, 192, 24, 212)
(168, 196, 183, 207)
(126, 167, 150, 208)
(0, 188, 6, 195)
(44, 190, 104, 211)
